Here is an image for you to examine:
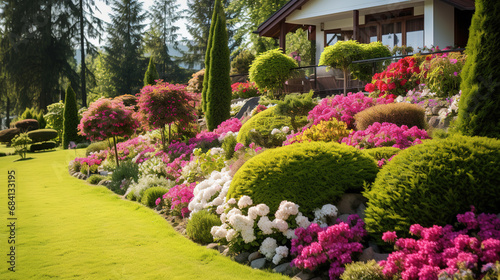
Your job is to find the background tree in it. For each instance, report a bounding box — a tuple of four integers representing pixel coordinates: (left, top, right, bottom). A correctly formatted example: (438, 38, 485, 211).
(144, 56, 160, 86)
(205, 0, 232, 131)
(63, 86, 80, 149)
(44, 101, 65, 143)
(455, 0, 500, 138)
(86, 51, 117, 102)
(104, 0, 147, 97)
(201, 0, 219, 113)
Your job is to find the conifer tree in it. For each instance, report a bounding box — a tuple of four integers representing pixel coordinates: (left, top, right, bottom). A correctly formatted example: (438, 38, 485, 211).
(201, 0, 220, 113)
(205, 0, 232, 131)
(63, 85, 80, 149)
(455, 0, 500, 138)
(144, 56, 160, 86)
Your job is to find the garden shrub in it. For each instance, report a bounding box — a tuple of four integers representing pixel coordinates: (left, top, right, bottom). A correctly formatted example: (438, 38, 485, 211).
(141, 186, 169, 208)
(354, 102, 426, 130)
(455, 0, 500, 138)
(283, 119, 352, 146)
(361, 147, 400, 162)
(76, 142, 90, 149)
(364, 135, 500, 242)
(108, 161, 139, 195)
(80, 162, 89, 175)
(87, 175, 105, 185)
(237, 106, 307, 146)
(14, 119, 39, 132)
(186, 210, 221, 244)
(249, 48, 298, 97)
(222, 133, 237, 160)
(114, 94, 137, 108)
(29, 141, 57, 152)
(44, 101, 64, 142)
(419, 52, 466, 98)
(27, 129, 58, 143)
(186, 69, 204, 93)
(276, 91, 317, 132)
(144, 56, 159, 86)
(11, 133, 32, 159)
(350, 41, 391, 83)
(230, 49, 255, 76)
(0, 128, 20, 143)
(63, 85, 80, 149)
(85, 141, 109, 156)
(340, 260, 385, 280)
(231, 82, 259, 99)
(227, 141, 379, 217)
(126, 175, 174, 201)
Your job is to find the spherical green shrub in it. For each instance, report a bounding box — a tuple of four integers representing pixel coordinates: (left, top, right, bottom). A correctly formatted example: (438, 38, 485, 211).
(30, 141, 57, 152)
(27, 129, 58, 143)
(108, 161, 139, 195)
(237, 106, 307, 146)
(14, 119, 39, 132)
(362, 147, 401, 162)
(0, 128, 20, 143)
(249, 48, 298, 96)
(364, 135, 500, 242)
(340, 260, 385, 280)
(227, 141, 379, 217)
(87, 175, 105, 185)
(141, 186, 169, 208)
(86, 141, 109, 156)
(354, 102, 426, 130)
(186, 210, 222, 244)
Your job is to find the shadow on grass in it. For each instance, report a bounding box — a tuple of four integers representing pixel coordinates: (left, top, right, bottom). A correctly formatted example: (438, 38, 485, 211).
(13, 157, 35, 162)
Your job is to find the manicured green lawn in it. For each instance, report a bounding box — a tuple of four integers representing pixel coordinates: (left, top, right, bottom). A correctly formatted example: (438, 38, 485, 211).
(0, 149, 289, 279)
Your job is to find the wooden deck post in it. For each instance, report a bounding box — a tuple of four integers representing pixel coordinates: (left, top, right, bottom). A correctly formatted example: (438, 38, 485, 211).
(353, 10, 359, 41)
(280, 21, 287, 53)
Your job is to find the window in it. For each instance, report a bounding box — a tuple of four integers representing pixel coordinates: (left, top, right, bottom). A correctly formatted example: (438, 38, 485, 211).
(324, 30, 353, 47)
(406, 18, 424, 51)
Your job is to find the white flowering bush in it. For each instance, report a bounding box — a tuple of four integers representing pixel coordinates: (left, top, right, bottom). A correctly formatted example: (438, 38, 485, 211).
(137, 156, 167, 178)
(187, 168, 233, 215)
(125, 174, 175, 201)
(210, 196, 339, 263)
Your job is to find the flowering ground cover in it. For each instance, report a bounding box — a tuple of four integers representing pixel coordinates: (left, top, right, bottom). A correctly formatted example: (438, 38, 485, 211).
(0, 149, 288, 280)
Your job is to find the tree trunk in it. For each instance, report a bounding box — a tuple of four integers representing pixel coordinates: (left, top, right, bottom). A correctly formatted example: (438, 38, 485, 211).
(343, 69, 348, 95)
(79, 0, 87, 107)
(113, 135, 120, 168)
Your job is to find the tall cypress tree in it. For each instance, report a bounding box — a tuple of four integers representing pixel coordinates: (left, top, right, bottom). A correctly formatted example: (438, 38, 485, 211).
(63, 85, 79, 149)
(144, 56, 159, 86)
(455, 0, 500, 138)
(201, 0, 220, 113)
(205, 0, 231, 131)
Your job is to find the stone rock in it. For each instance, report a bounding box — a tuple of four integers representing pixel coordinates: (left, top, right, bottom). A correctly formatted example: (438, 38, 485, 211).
(337, 193, 367, 214)
(222, 247, 230, 256)
(337, 214, 350, 223)
(438, 108, 448, 117)
(273, 262, 297, 276)
(438, 117, 451, 129)
(432, 106, 445, 115)
(425, 107, 433, 116)
(218, 245, 228, 254)
(99, 171, 108, 176)
(356, 203, 366, 219)
(235, 96, 260, 119)
(234, 252, 250, 264)
(251, 258, 267, 269)
(248, 251, 263, 262)
(428, 116, 440, 128)
(206, 243, 219, 250)
(292, 271, 314, 280)
(359, 247, 389, 262)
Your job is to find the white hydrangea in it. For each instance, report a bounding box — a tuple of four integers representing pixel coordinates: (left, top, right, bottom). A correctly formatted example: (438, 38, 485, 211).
(313, 204, 338, 227)
(237, 195, 253, 209)
(257, 216, 274, 235)
(226, 229, 237, 242)
(138, 157, 167, 177)
(272, 246, 289, 265)
(210, 147, 225, 156)
(285, 229, 297, 239)
(125, 174, 174, 200)
(295, 213, 312, 229)
(211, 225, 228, 239)
(273, 218, 289, 233)
(281, 126, 290, 134)
(395, 95, 405, 103)
(270, 128, 281, 135)
(218, 131, 238, 142)
(248, 204, 270, 220)
(275, 201, 299, 220)
(260, 237, 278, 259)
(188, 168, 232, 215)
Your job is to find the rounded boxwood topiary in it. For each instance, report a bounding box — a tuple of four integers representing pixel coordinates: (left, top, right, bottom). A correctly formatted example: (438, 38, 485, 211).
(364, 135, 500, 242)
(354, 102, 426, 131)
(87, 174, 106, 185)
(86, 141, 109, 156)
(14, 119, 39, 132)
(30, 141, 57, 152)
(27, 129, 58, 143)
(362, 147, 401, 162)
(141, 186, 169, 208)
(237, 106, 307, 146)
(227, 141, 379, 217)
(0, 128, 20, 143)
(186, 210, 222, 244)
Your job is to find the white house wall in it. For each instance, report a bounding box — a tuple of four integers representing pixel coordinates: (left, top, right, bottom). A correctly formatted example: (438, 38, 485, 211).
(424, 0, 455, 49)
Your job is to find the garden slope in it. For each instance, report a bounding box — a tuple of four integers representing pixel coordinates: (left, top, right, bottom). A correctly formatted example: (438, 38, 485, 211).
(0, 149, 288, 280)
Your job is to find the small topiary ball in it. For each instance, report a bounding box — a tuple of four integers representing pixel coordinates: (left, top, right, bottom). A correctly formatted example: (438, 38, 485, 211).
(186, 210, 222, 244)
(141, 186, 169, 208)
(227, 141, 379, 217)
(364, 135, 500, 242)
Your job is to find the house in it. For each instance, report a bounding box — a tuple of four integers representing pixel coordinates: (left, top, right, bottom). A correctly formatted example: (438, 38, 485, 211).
(256, 0, 475, 64)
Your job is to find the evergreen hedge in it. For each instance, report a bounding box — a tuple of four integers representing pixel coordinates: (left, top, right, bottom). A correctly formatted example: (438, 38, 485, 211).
(27, 129, 58, 143)
(144, 56, 159, 86)
(63, 85, 80, 149)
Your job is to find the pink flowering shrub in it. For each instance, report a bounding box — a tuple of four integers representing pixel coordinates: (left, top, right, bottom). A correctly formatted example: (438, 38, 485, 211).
(308, 92, 394, 129)
(162, 182, 196, 218)
(291, 215, 367, 280)
(341, 122, 430, 149)
(213, 118, 242, 135)
(74, 151, 106, 167)
(379, 208, 500, 280)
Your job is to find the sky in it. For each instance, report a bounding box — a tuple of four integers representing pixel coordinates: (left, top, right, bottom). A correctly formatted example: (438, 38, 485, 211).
(92, 0, 191, 46)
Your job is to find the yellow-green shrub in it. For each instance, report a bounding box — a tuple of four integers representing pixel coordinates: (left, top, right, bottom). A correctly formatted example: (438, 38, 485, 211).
(354, 102, 426, 130)
(285, 119, 352, 145)
(362, 147, 401, 161)
(186, 210, 222, 244)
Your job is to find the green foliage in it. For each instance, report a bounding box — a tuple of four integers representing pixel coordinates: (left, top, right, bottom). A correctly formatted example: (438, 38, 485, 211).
(276, 91, 317, 131)
(364, 135, 500, 243)
(362, 147, 401, 162)
(340, 260, 385, 280)
(0, 128, 20, 143)
(87, 175, 106, 185)
(86, 141, 109, 156)
(63, 85, 80, 149)
(230, 49, 255, 75)
(193, 148, 226, 176)
(114, 94, 138, 108)
(455, 0, 500, 138)
(350, 42, 391, 82)
(249, 49, 298, 97)
(286, 119, 352, 145)
(141, 186, 169, 208)
(144, 56, 159, 86)
(286, 28, 315, 66)
(19, 107, 37, 121)
(205, 1, 232, 131)
(186, 210, 222, 244)
(187, 69, 205, 93)
(11, 133, 32, 159)
(108, 161, 139, 195)
(44, 101, 65, 142)
(27, 129, 58, 143)
(30, 141, 57, 153)
(237, 106, 307, 147)
(80, 162, 89, 175)
(201, 0, 218, 113)
(222, 133, 237, 159)
(420, 52, 466, 98)
(227, 141, 379, 217)
(354, 102, 426, 130)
